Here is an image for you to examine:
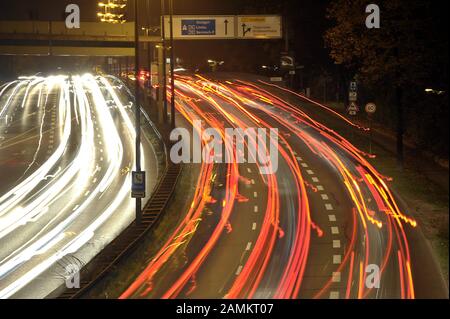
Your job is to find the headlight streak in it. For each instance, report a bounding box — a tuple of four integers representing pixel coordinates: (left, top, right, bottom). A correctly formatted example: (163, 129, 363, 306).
(0, 73, 146, 298)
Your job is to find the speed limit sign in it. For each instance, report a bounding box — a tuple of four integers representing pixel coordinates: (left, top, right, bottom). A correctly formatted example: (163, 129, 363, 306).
(365, 103, 377, 114)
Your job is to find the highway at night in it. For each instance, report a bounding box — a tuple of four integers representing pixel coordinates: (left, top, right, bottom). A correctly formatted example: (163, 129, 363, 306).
(0, 74, 158, 298)
(0, 0, 448, 311)
(119, 75, 431, 299)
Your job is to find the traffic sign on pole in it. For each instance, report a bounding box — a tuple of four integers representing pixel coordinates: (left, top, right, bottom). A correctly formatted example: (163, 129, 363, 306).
(365, 102, 377, 114)
(347, 102, 359, 116)
(163, 16, 236, 39)
(236, 15, 282, 39)
(162, 15, 282, 40)
(132, 171, 146, 198)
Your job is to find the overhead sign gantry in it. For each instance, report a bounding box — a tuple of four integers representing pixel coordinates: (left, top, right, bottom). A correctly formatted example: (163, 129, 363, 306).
(163, 15, 282, 40)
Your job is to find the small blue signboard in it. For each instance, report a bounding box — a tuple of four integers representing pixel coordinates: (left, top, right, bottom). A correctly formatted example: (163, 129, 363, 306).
(181, 19, 216, 36)
(132, 171, 146, 198)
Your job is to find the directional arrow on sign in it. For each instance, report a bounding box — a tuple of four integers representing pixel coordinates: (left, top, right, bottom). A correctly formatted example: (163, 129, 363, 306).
(242, 23, 251, 37)
(224, 19, 229, 35)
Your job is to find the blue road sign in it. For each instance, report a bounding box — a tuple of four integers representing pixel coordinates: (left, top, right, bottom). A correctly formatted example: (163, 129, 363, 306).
(181, 19, 216, 36)
(132, 171, 146, 198)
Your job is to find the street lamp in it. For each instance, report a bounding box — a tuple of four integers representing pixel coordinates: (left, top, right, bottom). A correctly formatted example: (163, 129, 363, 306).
(98, 0, 128, 23)
(169, 0, 176, 129)
(134, 0, 142, 225)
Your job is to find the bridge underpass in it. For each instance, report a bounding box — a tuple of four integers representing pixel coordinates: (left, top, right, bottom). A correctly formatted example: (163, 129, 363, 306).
(0, 21, 159, 56)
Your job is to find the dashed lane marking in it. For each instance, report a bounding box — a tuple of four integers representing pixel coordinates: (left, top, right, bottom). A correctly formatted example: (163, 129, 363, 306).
(333, 240, 341, 248)
(333, 255, 342, 265)
(332, 272, 341, 283)
(329, 291, 339, 299)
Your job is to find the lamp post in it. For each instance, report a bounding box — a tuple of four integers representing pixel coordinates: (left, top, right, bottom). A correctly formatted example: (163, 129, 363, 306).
(161, 0, 168, 124)
(169, 0, 175, 129)
(134, 0, 142, 225)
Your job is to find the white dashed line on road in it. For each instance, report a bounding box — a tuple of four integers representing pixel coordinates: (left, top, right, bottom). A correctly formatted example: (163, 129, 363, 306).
(325, 203, 334, 211)
(316, 185, 324, 191)
(333, 255, 342, 265)
(245, 242, 252, 251)
(328, 214, 337, 222)
(252, 223, 257, 230)
(301, 163, 309, 168)
(333, 240, 341, 248)
(254, 205, 259, 213)
(253, 192, 258, 198)
(329, 291, 339, 299)
(321, 194, 329, 200)
(331, 226, 340, 235)
(332, 272, 341, 283)
(312, 177, 319, 183)
(235, 265, 243, 276)
(306, 170, 315, 175)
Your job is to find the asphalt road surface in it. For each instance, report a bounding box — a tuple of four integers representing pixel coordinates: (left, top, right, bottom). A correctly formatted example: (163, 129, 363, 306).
(120, 74, 447, 299)
(0, 74, 158, 298)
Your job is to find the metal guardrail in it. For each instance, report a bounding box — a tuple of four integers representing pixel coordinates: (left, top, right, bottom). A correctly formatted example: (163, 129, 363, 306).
(56, 162, 181, 299)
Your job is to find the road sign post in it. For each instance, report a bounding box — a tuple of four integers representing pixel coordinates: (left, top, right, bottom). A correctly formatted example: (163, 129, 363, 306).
(132, 171, 146, 197)
(134, 0, 142, 226)
(365, 103, 377, 154)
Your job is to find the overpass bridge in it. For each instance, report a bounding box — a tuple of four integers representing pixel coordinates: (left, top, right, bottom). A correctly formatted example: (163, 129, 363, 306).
(0, 21, 160, 56)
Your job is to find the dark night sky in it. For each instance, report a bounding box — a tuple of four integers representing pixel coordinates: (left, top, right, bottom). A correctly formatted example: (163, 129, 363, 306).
(0, 0, 331, 73)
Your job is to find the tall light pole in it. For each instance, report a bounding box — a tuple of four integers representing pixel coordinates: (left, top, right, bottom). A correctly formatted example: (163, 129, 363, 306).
(134, 0, 142, 225)
(161, 0, 168, 124)
(169, 0, 175, 129)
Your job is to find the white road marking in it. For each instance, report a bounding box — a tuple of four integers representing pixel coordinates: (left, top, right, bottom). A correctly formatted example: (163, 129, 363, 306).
(253, 192, 258, 198)
(247, 168, 252, 173)
(329, 291, 339, 299)
(325, 203, 334, 211)
(328, 214, 337, 222)
(235, 265, 243, 275)
(306, 170, 314, 175)
(254, 205, 259, 213)
(301, 163, 309, 168)
(332, 272, 341, 283)
(251, 179, 255, 185)
(331, 226, 339, 235)
(312, 177, 320, 183)
(333, 255, 342, 265)
(317, 185, 324, 191)
(252, 222, 257, 230)
(321, 194, 329, 200)
(245, 242, 252, 251)
(333, 240, 341, 248)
